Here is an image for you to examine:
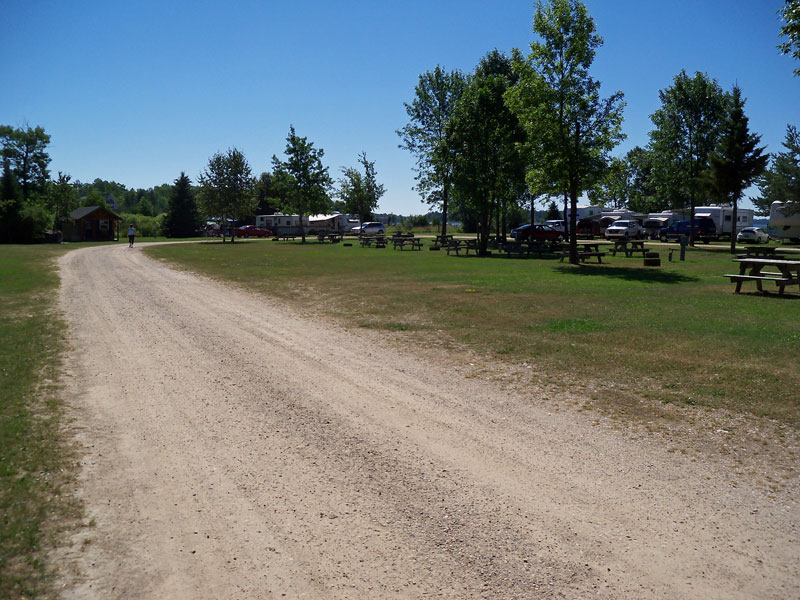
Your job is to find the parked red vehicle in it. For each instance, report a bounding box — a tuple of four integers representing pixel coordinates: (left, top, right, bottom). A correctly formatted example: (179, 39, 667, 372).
(234, 225, 273, 238)
(510, 223, 563, 242)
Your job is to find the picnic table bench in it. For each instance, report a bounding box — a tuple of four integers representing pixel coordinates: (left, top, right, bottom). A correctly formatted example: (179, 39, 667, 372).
(445, 239, 480, 255)
(737, 246, 784, 260)
(360, 235, 386, 248)
(609, 239, 648, 257)
(558, 242, 607, 264)
(391, 236, 423, 250)
(271, 234, 297, 241)
(431, 234, 455, 246)
(725, 258, 800, 295)
(502, 241, 554, 258)
(316, 233, 343, 243)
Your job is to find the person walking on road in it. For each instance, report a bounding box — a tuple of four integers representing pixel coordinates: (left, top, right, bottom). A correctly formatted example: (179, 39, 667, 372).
(128, 224, 136, 247)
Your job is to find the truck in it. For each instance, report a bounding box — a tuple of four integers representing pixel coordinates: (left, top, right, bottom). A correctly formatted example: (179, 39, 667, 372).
(769, 201, 800, 243)
(694, 204, 753, 238)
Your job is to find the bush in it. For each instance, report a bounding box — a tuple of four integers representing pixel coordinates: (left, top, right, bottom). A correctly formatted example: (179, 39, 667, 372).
(120, 213, 165, 237)
(17, 203, 54, 243)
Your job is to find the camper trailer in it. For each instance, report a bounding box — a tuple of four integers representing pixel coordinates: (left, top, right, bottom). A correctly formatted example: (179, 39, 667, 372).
(769, 201, 800, 243)
(307, 213, 360, 235)
(694, 205, 753, 238)
(255, 214, 310, 236)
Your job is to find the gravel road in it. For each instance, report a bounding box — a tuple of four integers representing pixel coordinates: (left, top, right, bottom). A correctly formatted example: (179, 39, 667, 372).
(57, 244, 798, 599)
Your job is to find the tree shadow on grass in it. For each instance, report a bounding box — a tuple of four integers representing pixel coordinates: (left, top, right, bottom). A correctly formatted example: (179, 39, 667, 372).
(554, 265, 700, 284)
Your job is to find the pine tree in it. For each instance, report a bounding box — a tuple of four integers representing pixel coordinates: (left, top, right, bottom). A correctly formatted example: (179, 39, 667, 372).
(165, 172, 200, 238)
(705, 86, 768, 253)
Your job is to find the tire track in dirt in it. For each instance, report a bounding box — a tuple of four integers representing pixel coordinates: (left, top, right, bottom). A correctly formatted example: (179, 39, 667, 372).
(56, 244, 798, 599)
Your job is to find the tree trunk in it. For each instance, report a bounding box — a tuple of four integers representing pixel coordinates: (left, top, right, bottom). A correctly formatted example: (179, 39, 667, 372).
(441, 178, 449, 240)
(730, 196, 738, 254)
(569, 182, 579, 265)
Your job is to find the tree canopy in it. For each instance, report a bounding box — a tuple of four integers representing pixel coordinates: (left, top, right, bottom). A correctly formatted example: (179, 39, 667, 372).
(271, 126, 332, 243)
(197, 148, 256, 243)
(337, 152, 385, 222)
(507, 0, 625, 263)
(397, 66, 466, 238)
(779, 0, 800, 76)
(164, 172, 201, 238)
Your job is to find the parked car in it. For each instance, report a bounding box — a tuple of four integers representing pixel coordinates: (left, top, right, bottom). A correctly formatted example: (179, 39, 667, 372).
(353, 221, 385, 235)
(234, 224, 273, 238)
(542, 219, 566, 233)
(659, 217, 717, 243)
(510, 223, 563, 242)
(604, 220, 644, 240)
(736, 226, 770, 244)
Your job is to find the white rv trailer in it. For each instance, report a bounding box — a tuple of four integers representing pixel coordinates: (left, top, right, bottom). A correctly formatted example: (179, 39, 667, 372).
(307, 213, 360, 235)
(769, 201, 800, 242)
(694, 204, 753, 237)
(566, 204, 603, 221)
(255, 214, 309, 235)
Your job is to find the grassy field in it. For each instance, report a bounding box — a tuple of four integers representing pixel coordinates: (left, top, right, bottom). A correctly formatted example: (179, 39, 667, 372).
(0, 244, 80, 598)
(146, 238, 800, 426)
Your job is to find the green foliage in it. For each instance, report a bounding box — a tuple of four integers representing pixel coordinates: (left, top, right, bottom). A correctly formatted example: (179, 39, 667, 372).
(197, 147, 256, 243)
(0, 124, 51, 203)
(779, 0, 800, 76)
(271, 126, 333, 242)
(446, 50, 526, 253)
(120, 212, 164, 237)
(704, 86, 769, 252)
(337, 152, 385, 221)
(46, 172, 78, 231)
(398, 65, 466, 237)
(164, 172, 200, 238)
(647, 70, 730, 232)
(756, 125, 800, 215)
(545, 200, 561, 220)
(507, 0, 625, 262)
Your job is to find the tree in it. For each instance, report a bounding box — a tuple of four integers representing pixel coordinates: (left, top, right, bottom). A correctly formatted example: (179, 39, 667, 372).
(446, 50, 526, 254)
(545, 200, 561, 220)
(164, 172, 200, 238)
(197, 148, 256, 243)
(647, 71, 730, 243)
(398, 66, 466, 240)
(253, 172, 283, 216)
(0, 124, 51, 204)
(704, 86, 768, 253)
(756, 125, 800, 216)
(47, 172, 78, 231)
(780, 0, 800, 76)
(506, 0, 625, 264)
(0, 160, 22, 243)
(337, 152, 386, 221)
(271, 126, 332, 243)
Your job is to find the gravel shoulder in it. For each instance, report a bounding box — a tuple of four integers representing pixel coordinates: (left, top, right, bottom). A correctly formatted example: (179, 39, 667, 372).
(56, 243, 799, 599)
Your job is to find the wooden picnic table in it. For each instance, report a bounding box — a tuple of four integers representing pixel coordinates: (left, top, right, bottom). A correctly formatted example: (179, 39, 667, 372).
(738, 246, 784, 259)
(558, 242, 607, 263)
(609, 239, 648, 257)
(360, 235, 386, 248)
(431, 234, 454, 246)
(445, 239, 480, 256)
(316, 233, 343, 243)
(502, 241, 555, 258)
(391, 236, 423, 250)
(725, 258, 800, 295)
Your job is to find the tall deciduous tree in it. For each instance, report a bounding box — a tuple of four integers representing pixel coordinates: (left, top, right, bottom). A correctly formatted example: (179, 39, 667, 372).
(46, 171, 78, 231)
(197, 148, 256, 243)
(164, 172, 200, 238)
(780, 0, 800, 75)
(271, 126, 332, 243)
(647, 71, 730, 244)
(507, 0, 625, 264)
(447, 50, 526, 254)
(0, 124, 51, 204)
(398, 66, 466, 240)
(337, 152, 385, 221)
(704, 86, 768, 253)
(756, 125, 800, 216)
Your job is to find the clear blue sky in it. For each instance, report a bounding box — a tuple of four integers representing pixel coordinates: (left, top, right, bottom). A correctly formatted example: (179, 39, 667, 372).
(1, 0, 797, 214)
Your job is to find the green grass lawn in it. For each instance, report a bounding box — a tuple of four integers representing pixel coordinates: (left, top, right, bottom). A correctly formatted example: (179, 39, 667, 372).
(147, 238, 800, 425)
(0, 244, 80, 598)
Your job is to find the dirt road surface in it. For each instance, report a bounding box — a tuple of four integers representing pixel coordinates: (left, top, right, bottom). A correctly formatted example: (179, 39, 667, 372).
(57, 244, 798, 599)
